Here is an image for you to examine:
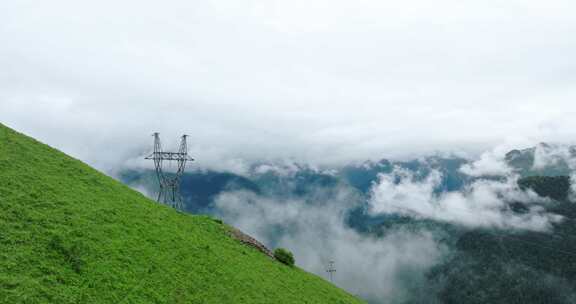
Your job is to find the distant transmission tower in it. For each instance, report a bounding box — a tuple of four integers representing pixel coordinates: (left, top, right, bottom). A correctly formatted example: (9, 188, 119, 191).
(326, 260, 336, 283)
(145, 133, 194, 210)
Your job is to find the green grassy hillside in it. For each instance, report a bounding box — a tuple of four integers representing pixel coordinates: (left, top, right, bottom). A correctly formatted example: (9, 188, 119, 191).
(0, 124, 363, 304)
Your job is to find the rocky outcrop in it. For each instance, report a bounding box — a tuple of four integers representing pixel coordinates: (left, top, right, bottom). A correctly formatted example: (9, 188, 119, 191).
(229, 228, 275, 259)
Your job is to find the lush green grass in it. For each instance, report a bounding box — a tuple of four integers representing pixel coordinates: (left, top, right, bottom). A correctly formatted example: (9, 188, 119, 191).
(0, 124, 363, 304)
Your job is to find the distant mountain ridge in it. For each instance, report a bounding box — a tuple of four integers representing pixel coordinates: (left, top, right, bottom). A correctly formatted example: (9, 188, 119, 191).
(506, 143, 576, 177)
(121, 143, 576, 217)
(118, 144, 576, 303)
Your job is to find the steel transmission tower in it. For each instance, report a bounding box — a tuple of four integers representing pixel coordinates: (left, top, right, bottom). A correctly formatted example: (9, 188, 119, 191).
(145, 133, 194, 210)
(326, 260, 336, 283)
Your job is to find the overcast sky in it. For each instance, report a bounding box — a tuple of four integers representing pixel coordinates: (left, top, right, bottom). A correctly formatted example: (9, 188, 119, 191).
(2, 0, 576, 171)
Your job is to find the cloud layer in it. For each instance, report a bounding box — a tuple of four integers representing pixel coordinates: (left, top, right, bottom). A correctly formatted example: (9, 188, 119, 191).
(214, 188, 446, 303)
(3, 1, 576, 171)
(369, 167, 561, 231)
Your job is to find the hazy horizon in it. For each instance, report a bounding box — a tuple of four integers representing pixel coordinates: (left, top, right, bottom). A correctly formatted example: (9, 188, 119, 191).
(3, 0, 576, 172)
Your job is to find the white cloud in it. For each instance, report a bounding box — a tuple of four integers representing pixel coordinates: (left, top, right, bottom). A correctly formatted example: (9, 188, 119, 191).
(459, 146, 513, 177)
(2, 0, 576, 170)
(214, 189, 446, 303)
(533, 143, 576, 170)
(369, 167, 562, 231)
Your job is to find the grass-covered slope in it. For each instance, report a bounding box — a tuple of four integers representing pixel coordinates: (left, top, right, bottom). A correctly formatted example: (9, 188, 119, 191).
(0, 124, 363, 304)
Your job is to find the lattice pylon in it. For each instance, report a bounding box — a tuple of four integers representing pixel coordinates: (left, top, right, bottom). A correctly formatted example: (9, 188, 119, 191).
(145, 133, 194, 210)
(326, 260, 336, 283)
